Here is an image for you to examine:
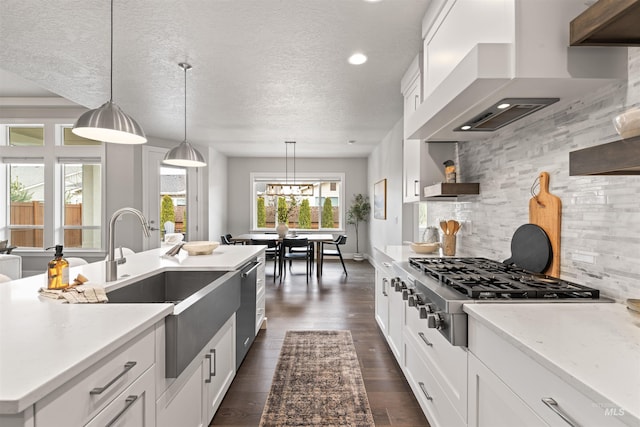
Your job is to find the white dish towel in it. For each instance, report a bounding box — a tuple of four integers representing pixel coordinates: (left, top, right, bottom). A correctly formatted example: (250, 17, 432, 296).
(39, 284, 108, 303)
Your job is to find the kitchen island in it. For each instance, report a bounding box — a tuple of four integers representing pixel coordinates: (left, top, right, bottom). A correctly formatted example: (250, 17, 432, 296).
(0, 244, 264, 426)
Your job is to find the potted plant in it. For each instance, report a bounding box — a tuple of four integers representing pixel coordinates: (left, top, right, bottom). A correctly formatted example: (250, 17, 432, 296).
(346, 193, 370, 261)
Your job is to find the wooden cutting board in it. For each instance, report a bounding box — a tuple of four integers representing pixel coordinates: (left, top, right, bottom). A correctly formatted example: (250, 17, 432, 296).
(529, 171, 561, 277)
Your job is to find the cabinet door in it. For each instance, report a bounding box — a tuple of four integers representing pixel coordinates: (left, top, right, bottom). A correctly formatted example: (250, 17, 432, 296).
(374, 269, 389, 335)
(468, 353, 544, 427)
(204, 316, 236, 423)
(85, 366, 156, 427)
(403, 139, 421, 203)
(156, 364, 204, 427)
(387, 282, 405, 363)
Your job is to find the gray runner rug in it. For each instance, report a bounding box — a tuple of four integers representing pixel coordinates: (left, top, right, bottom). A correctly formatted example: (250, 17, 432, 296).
(259, 330, 375, 427)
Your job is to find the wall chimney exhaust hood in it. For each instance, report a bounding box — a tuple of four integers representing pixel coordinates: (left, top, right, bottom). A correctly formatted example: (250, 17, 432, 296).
(406, 1, 628, 142)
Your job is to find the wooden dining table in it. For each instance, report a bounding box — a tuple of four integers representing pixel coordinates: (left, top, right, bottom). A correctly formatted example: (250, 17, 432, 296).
(232, 233, 336, 277)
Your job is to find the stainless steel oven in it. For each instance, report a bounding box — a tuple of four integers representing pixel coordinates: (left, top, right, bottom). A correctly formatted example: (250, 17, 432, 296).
(393, 257, 608, 347)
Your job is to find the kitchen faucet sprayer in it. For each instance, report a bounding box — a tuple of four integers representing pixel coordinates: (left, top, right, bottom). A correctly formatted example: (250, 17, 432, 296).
(106, 207, 151, 282)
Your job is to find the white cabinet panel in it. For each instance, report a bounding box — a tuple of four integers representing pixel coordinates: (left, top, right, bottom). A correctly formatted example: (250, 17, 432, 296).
(203, 316, 236, 424)
(469, 319, 628, 427)
(468, 353, 543, 427)
(405, 304, 467, 420)
(36, 327, 155, 427)
(85, 366, 155, 427)
(404, 335, 465, 427)
(156, 364, 204, 427)
(387, 279, 405, 363)
(423, 0, 512, 98)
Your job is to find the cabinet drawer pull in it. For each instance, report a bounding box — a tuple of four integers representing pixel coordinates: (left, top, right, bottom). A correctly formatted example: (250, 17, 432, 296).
(541, 397, 580, 427)
(105, 394, 138, 427)
(211, 348, 217, 377)
(418, 332, 433, 347)
(89, 361, 137, 395)
(205, 353, 213, 383)
(382, 278, 388, 296)
(418, 382, 433, 401)
(414, 180, 420, 197)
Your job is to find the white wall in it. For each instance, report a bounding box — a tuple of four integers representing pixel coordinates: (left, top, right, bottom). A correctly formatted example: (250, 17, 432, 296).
(226, 157, 368, 257)
(206, 146, 228, 243)
(367, 119, 405, 256)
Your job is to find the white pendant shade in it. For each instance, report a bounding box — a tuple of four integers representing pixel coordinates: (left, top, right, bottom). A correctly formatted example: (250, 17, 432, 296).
(163, 140, 207, 167)
(73, 100, 147, 144)
(163, 62, 206, 168)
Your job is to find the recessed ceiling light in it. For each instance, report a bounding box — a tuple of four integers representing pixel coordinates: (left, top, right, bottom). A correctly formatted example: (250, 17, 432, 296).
(348, 140, 356, 145)
(497, 103, 511, 109)
(461, 125, 472, 131)
(364, 0, 383, 2)
(348, 53, 367, 65)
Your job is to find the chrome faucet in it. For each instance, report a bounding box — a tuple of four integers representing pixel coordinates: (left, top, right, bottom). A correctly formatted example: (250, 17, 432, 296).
(106, 207, 151, 281)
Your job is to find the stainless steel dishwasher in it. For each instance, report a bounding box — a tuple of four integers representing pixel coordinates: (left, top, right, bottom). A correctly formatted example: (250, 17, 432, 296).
(236, 259, 260, 369)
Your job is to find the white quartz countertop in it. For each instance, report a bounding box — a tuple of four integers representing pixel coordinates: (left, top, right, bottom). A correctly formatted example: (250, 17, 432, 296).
(377, 244, 444, 262)
(464, 303, 640, 425)
(0, 245, 263, 414)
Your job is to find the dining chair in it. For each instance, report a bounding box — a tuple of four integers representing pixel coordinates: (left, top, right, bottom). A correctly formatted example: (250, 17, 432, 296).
(250, 239, 279, 281)
(281, 238, 312, 283)
(220, 235, 233, 245)
(320, 235, 348, 276)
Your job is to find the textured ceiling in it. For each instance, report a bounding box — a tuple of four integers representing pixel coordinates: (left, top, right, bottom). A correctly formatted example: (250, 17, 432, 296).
(0, 0, 429, 157)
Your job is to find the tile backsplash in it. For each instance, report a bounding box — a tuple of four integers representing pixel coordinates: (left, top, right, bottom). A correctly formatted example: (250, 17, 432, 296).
(427, 48, 640, 302)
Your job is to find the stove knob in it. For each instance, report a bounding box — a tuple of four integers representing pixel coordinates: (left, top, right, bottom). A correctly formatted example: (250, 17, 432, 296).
(427, 312, 443, 330)
(395, 280, 407, 292)
(402, 288, 414, 300)
(417, 305, 428, 319)
(408, 294, 418, 306)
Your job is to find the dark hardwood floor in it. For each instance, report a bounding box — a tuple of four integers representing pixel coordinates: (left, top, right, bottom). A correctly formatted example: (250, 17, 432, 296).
(210, 258, 430, 426)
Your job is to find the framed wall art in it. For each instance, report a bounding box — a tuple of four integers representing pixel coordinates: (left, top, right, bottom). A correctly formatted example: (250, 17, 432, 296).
(374, 178, 387, 220)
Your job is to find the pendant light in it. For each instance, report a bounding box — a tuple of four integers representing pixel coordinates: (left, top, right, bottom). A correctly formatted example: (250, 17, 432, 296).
(163, 62, 206, 167)
(72, 0, 147, 144)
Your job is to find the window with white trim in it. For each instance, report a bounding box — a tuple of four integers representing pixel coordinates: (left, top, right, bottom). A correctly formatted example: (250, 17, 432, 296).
(251, 172, 345, 231)
(0, 123, 104, 251)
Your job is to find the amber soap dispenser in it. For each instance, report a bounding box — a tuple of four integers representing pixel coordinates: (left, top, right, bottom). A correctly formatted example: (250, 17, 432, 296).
(47, 245, 69, 290)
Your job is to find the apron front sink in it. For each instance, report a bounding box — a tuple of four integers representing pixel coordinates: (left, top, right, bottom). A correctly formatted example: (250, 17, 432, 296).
(107, 270, 241, 378)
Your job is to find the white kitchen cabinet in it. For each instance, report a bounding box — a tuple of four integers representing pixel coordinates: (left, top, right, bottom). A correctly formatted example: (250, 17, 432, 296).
(468, 353, 544, 427)
(403, 139, 422, 203)
(401, 52, 423, 126)
(404, 334, 465, 427)
(422, 0, 511, 99)
(255, 250, 267, 333)
(156, 363, 204, 427)
(85, 366, 156, 427)
(373, 249, 394, 339)
(403, 141, 459, 202)
(386, 278, 405, 363)
(404, 303, 467, 423)
(373, 248, 404, 364)
(203, 315, 235, 423)
(36, 326, 156, 427)
(156, 315, 235, 427)
(468, 318, 628, 427)
(401, 53, 424, 204)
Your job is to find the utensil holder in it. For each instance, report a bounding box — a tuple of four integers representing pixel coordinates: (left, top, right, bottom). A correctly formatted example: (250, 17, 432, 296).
(443, 234, 456, 256)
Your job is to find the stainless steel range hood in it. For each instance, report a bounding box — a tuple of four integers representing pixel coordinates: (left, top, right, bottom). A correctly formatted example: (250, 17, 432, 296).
(453, 97, 559, 132)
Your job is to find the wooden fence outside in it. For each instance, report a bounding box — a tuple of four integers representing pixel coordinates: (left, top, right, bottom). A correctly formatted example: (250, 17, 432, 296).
(10, 202, 82, 248)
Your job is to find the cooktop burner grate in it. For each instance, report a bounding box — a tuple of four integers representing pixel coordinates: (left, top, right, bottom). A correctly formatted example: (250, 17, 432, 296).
(409, 257, 599, 299)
